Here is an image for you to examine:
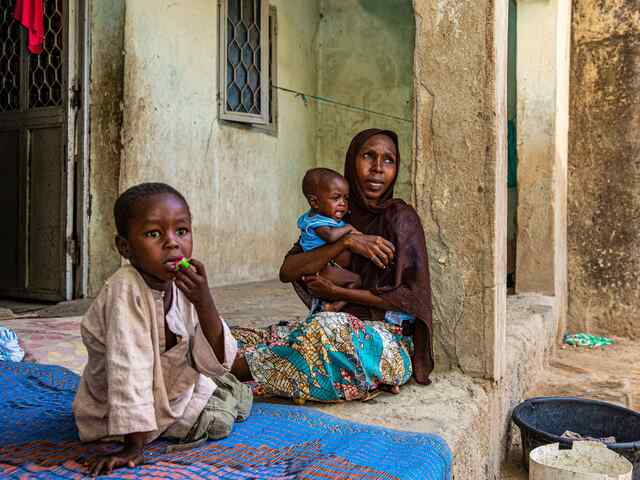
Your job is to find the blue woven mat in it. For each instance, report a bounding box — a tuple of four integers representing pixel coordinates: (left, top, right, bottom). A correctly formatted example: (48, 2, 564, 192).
(0, 361, 452, 479)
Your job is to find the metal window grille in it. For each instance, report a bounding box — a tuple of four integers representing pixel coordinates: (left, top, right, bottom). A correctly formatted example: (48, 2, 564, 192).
(219, 0, 269, 125)
(29, 0, 64, 109)
(267, 6, 276, 128)
(0, 0, 65, 112)
(0, 0, 21, 112)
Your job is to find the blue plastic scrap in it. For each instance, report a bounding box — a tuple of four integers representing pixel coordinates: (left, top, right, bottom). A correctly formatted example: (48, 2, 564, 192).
(0, 326, 24, 361)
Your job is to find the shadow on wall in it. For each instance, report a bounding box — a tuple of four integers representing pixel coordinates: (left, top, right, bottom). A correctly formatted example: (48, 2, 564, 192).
(317, 0, 415, 201)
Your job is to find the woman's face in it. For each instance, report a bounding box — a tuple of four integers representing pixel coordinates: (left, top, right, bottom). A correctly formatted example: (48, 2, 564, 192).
(354, 134, 398, 206)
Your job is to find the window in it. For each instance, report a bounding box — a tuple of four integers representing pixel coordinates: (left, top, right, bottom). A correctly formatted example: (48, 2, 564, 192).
(219, 0, 271, 126)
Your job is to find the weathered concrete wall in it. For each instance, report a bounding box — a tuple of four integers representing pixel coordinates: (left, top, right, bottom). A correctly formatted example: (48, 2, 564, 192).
(554, 0, 571, 341)
(316, 0, 414, 200)
(515, 0, 570, 340)
(86, 0, 125, 296)
(413, 0, 507, 379)
(515, 1, 556, 295)
(119, 0, 319, 287)
(516, 0, 571, 308)
(568, 0, 640, 337)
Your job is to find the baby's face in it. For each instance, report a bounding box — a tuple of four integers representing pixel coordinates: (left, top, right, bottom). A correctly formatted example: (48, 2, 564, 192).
(314, 177, 350, 221)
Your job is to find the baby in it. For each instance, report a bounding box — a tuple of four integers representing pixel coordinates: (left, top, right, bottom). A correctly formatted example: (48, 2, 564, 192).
(73, 183, 252, 476)
(297, 167, 361, 312)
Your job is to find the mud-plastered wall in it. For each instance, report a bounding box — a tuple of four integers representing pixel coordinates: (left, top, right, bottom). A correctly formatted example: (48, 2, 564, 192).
(87, 0, 125, 296)
(119, 0, 320, 287)
(568, 0, 640, 337)
(316, 0, 415, 201)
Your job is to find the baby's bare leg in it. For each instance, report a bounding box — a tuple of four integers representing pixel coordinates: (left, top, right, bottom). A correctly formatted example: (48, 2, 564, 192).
(333, 249, 353, 269)
(320, 264, 361, 312)
(321, 264, 361, 288)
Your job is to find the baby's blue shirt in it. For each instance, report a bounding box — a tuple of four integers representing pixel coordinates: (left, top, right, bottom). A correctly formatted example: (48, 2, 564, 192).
(297, 211, 346, 251)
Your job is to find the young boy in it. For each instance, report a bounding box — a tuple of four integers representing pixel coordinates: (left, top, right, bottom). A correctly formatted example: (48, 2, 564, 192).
(297, 167, 361, 312)
(73, 183, 252, 476)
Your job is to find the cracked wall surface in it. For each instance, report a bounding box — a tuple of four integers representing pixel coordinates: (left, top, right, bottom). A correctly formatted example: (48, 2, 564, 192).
(316, 0, 415, 201)
(514, 1, 557, 296)
(513, 0, 570, 342)
(91, 0, 417, 290)
(88, 0, 509, 381)
(87, 0, 125, 296)
(413, 0, 507, 378)
(119, 0, 319, 287)
(568, 0, 640, 338)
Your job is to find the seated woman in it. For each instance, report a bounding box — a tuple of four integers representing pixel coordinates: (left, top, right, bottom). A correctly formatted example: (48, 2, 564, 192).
(231, 129, 434, 401)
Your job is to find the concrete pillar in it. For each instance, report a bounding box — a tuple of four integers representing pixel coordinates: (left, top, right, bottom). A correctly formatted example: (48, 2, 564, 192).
(413, 0, 508, 380)
(515, 0, 570, 337)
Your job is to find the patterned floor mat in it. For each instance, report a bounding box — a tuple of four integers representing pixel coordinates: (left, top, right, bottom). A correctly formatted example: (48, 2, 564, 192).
(0, 361, 452, 479)
(0, 317, 86, 373)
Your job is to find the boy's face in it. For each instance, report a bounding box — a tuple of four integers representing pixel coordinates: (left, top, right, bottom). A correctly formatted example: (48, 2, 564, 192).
(309, 177, 350, 221)
(115, 193, 193, 287)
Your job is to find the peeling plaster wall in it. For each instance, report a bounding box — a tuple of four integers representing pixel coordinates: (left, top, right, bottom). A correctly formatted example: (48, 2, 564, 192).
(86, 0, 125, 296)
(413, 0, 507, 379)
(514, 0, 570, 340)
(515, 1, 557, 295)
(568, 0, 640, 337)
(89, 0, 508, 384)
(316, 0, 415, 201)
(119, 0, 319, 286)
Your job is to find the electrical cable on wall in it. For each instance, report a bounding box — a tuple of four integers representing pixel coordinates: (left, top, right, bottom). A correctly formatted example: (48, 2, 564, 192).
(272, 85, 414, 124)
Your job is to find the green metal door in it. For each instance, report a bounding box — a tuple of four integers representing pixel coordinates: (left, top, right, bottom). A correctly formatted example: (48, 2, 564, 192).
(0, 0, 78, 301)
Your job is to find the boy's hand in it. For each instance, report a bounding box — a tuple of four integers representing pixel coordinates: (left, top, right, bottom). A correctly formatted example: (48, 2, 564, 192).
(175, 258, 215, 310)
(85, 445, 144, 476)
(176, 258, 225, 363)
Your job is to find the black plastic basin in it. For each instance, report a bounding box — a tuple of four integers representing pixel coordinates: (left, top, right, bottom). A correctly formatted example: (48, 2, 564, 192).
(512, 397, 640, 478)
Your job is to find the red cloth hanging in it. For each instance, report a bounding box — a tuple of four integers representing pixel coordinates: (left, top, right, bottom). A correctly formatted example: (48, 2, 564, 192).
(14, 0, 44, 54)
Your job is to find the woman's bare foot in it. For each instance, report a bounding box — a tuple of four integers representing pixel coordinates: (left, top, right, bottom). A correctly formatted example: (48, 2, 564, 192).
(379, 384, 401, 394)
(322, 301, 346, 312)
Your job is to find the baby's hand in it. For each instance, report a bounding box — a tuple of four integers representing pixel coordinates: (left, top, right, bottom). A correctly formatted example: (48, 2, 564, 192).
(175, 258, 215, 310)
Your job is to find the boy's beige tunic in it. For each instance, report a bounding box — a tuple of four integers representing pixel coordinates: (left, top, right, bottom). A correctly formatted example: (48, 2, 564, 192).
(73, 265, 237, 443)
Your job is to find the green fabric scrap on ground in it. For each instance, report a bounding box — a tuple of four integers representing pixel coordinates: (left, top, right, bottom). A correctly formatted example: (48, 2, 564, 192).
(563, 333, 614, 348)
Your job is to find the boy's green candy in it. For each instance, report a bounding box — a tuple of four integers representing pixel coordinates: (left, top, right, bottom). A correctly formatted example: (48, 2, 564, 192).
(176, 258, 191, 271)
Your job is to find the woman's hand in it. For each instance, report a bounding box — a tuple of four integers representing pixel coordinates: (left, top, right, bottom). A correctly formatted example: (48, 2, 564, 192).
(85, 445, 144, 476)
(345, 234, 395, 269)
(302, 274, 339, 301)
(175, 258, 215, 311)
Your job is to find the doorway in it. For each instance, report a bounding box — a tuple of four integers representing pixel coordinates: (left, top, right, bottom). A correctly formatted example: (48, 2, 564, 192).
(507, 0, 518, 293)
(0, 0, 81, 301)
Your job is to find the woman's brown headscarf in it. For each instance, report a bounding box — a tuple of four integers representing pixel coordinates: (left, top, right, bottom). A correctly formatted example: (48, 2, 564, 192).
(344, 128, 435, 384)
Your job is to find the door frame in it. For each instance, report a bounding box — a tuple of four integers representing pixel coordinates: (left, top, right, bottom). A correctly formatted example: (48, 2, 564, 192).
(73, 0, 90, 299)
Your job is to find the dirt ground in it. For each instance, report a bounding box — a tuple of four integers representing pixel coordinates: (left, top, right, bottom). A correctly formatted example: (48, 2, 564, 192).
(503, 336, 639, 478)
